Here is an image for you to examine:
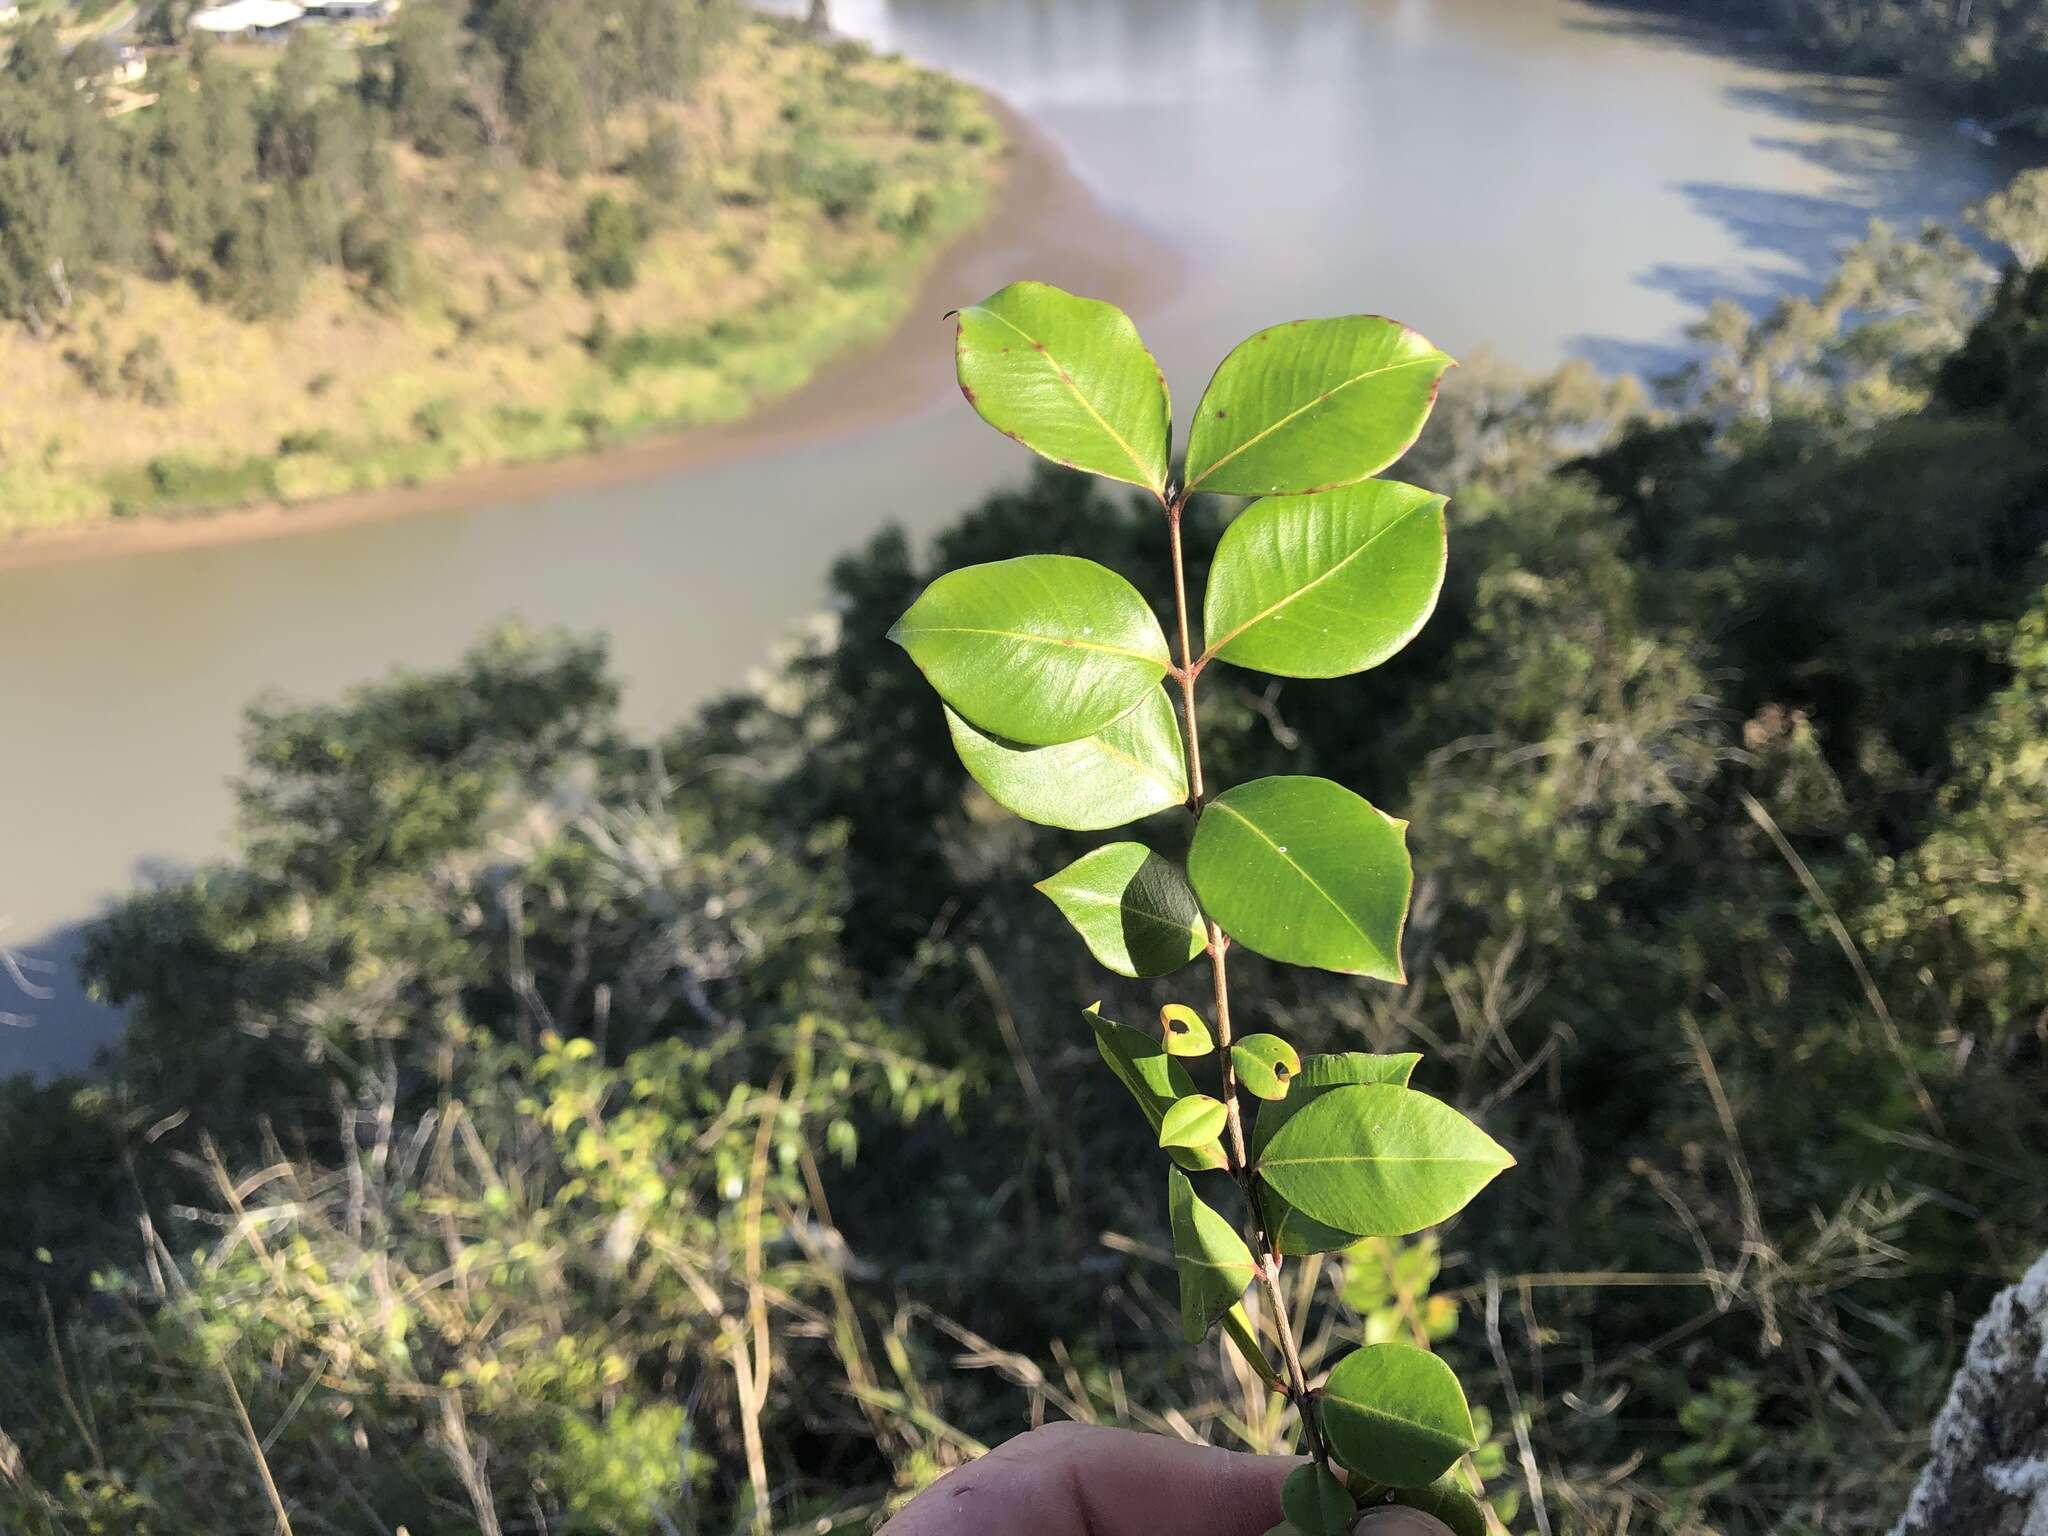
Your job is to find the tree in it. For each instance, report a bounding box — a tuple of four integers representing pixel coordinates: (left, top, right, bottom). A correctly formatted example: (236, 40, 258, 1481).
(570, 191, 642, 291)
(386, 0, 469, 154)
(508, 21, 589, 173)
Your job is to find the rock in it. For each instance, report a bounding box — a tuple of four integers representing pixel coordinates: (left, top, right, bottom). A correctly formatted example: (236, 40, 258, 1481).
(1892, 1248, 2048, 1536)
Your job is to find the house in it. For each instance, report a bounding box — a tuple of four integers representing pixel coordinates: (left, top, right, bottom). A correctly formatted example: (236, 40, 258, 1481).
(305, 0, 395, 20)
(190, 0, 304, 40)
(70, 41, 147, 88)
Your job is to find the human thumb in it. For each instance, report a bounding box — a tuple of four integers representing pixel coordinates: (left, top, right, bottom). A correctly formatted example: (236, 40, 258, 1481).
(1350, 1506, 1457, 1536)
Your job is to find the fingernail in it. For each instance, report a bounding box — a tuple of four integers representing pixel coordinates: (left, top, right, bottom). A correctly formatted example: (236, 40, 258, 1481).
(1350, 1508, 1456, 1536)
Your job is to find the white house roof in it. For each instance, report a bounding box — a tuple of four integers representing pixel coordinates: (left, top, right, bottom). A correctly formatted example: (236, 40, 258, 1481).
(191, 0, 304, 30)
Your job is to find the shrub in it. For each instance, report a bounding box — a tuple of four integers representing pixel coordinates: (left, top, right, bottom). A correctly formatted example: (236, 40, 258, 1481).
(570, 192, 645, 294)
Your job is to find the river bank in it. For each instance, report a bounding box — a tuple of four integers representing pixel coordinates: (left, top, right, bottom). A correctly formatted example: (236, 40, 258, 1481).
(0, 17, 1172, 567)
(0, 90, 1172, 574)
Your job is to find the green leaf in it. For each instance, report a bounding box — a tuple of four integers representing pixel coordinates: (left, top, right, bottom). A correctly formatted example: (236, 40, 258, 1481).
(1281, 1463, 1357, 1536)
(1302, 1051, 1422, 1090)
(1203, 481, 1448, 678)
(1183, 316, 1452, 497)
(1037, 844, 1206, 978)
(1383, 1475, 1488, 1536)
(1160, 1003, 1213, 1057)
(1167, 1168, 1255, 1342)
(1085, 1005, 1226, 1172)
(1252, 1053, 1424, 1160)
(943, 686, 1187, 831)
(954, 280, 1172, 495)
(1258, 1085, 1513, 1238)
(890, 555, 1171, 747)
(1230, 1034, 1301, 1101)
(1321, 1342, 1476, 1488)
(1159, 1093, 1229, 1150)
(1187, 776, 1412, 979)
(1253, 1051, 1430, 1256)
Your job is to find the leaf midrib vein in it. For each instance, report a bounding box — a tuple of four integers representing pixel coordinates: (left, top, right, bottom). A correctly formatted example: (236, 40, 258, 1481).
(1319, 1392, 1467, 1445)
(976, 305, 1158, 488)
(899, 622, 1164, 666)
(1091, 726, 1186, 801)
(1208, 797, 1377, 956)
(1261, 1152, 1500, 1168)
(1187, 353, 1444, 491)
(1204, 498, 1433, 659)
(1059, 888, 1194, 933)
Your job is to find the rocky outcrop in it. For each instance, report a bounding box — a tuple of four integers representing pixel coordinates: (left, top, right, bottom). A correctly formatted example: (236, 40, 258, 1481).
(1892, 1248, 2048, 1536)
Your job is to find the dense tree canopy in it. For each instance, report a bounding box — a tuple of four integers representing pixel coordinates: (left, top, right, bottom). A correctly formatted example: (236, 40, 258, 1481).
(2, 180, 2045, 1532)
(1635, 0, 2048, 132)
(0, 0, 739, 328)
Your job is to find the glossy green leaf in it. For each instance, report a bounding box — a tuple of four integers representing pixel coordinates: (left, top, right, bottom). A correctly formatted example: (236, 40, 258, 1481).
(1281, 1463, 1357, 1536)
(1203, 482, 1448, 678)
(1183, 316, 1452, 497)
(1159, 1093, 1229, 1150)
(1167, 1168, 1255, 1342)
(1222, 1303, 1281, 1389)
(1085, 1005, 1227, 1172)
(889, 555, 1170, 747)
(1160, 1003, 1213, 1057)
(1252, 1053, 1424, 1160)
(1187, 776, 1412, 979)
(1230, 1034, 1301, 1101)
(1254, 1054, 1427, 1253)
(1321, 1342, 1476, 1488)
(954, 280, 1172, 494)
(1384, 1475, 1488, 1536)
(1037, 843, 1205, 978)
(1259, 1084, 1514, 1238)
(943, 686, 1187, 831)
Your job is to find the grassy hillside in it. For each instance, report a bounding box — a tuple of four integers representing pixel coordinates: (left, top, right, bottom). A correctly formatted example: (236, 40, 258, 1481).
(0, 18, 1002, 535)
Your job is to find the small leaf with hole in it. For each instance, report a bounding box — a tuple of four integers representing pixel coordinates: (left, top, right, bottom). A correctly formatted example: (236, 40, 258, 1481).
(1086, 1005, 1227, 1172)
(1229, 1033, 1300, 1100)
(1160, 1003, 1214, 1057)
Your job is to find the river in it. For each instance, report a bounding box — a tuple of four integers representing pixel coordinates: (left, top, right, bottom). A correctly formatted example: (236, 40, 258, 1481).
(0, 0, 2015, 1076)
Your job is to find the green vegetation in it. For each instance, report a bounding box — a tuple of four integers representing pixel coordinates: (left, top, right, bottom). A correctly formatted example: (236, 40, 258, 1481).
(1630, 0, 2048, 134)
(894, 281, 1505, 1528)
(3, 160, 2048, 1536)
(0, 8, 1002, 535)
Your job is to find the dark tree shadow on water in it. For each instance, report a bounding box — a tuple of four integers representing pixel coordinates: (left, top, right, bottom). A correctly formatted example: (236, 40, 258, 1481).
(1, 855, 201, 1084)
(1563, 71, 2009, 373)
(1563, 2, 1809, 68)
(0, 920, 128, 1083)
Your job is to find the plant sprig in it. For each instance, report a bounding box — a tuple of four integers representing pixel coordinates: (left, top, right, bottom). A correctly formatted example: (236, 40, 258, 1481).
(891, 280, 1514, 1535)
